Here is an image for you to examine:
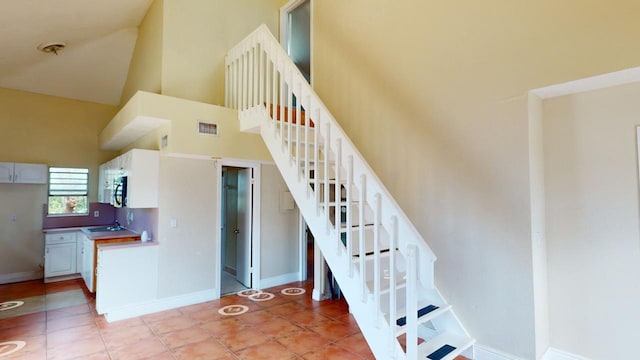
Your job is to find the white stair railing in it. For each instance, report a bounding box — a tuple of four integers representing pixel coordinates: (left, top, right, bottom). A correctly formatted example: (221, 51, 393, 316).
(226, 24, 474, 360)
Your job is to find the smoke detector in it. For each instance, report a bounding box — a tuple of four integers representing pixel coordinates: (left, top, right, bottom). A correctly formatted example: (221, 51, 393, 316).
(37, 42, 66, 55)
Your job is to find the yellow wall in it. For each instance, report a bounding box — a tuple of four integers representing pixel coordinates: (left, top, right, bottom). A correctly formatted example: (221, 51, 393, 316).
(120, 0, 164, 106)
(312, 1, 640, 358)
(0, 87, 118, 277)
(160, 0, 285, 105)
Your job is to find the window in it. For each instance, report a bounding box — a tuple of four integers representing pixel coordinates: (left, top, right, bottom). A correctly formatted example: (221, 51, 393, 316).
(48, 167, 89, 215)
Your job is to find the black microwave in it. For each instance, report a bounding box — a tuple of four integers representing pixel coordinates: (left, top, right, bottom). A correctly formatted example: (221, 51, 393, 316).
(113, 176, 128, 208)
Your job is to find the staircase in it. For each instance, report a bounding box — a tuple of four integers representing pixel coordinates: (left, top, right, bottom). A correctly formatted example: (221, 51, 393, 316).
(225, 25, 475, 360)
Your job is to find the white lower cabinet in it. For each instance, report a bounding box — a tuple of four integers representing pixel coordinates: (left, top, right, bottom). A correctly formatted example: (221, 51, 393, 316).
(44, 242, 76, 277)
(81, 234, 94, 292)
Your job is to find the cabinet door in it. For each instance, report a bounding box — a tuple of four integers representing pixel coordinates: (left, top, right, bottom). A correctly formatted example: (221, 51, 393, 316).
(45, 243, 76, 277)
(127, 149, 159, 208)
(0, 162, 14, 183)
(82, 236, 95, 292)
(76, 234, 83, 272)
(14, 163, 47, 184)
(98, 164, 105, 203)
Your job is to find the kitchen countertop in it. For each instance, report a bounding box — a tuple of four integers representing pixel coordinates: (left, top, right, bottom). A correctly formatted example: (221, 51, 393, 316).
(43, 226, 140, 240)
(81, 228, 140, 240)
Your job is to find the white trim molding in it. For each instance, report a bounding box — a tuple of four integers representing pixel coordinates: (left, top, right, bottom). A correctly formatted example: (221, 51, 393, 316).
(542, 348, 591, 360)
(104, 289, 217, 323)
(259, 272, 299, 289)
(531, 66, 640, 99)
(474, 344, 523, 360)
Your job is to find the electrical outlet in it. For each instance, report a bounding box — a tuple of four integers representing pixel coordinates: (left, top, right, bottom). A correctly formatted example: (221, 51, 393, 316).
(10, 214, 16, 221)
(94, 211, 100, 217)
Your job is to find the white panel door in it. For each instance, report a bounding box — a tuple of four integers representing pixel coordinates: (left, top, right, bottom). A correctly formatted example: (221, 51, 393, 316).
(236, 168, 252, 288)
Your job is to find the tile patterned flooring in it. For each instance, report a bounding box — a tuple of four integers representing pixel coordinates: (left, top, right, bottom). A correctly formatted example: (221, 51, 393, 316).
(0, 278, 377, 359)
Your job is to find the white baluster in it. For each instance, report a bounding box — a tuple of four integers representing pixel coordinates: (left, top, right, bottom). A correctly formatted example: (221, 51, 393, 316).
(314, 108, 320, 215)
(287, 70, 293, 161)
(359, 174, 366, 302)
(389, 216, 398, 359)
(279, 58, 285, 149)
(335, 138, 342, 255)
(347, 156, 354, 277)
(406, 244, 418, 360)
(324, 122, 331, 234)
(259, 44, 264, 108)
(374, 193, 381, 327)
(225, 57, 229, 108)
(242, 52, 248, 111)
(249, 46, 254, 108)
(295, 82, 301, 170)
(304, 95, 311, 199)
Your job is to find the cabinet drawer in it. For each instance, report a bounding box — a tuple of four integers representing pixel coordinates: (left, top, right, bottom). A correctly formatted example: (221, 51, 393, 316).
(45, 232, 77, 244)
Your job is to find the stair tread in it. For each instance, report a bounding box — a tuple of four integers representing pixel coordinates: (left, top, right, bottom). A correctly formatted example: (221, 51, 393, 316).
(389, 302, 452, 335)
(416, 332, 474, 360)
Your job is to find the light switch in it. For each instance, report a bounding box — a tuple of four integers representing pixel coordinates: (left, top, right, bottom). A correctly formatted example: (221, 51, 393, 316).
(170, 219, 178, 228)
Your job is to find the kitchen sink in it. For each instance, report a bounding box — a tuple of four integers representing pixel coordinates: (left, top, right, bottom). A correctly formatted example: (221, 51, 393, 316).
(87, 226, 125, 232)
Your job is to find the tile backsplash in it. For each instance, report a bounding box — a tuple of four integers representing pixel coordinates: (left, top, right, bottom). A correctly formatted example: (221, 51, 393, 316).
(116, 207, 158, 242)
(42, 202, 116, 229)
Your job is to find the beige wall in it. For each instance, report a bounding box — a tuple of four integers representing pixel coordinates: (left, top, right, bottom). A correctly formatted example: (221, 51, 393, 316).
(120, 0, 164, 105)
(156, 155, 218, 297)
(543, 82, 640, 359)
(312, 1, 640, 358)
(260, 164, 299, 281)
(0, 87, 117, 278)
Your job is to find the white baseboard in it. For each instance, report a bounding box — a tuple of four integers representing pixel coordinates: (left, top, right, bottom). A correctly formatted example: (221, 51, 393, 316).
(475, 344, 523, 360)
(104, 289, 217, 323)
(473, 345, 590, 360)
(0, 270, 43, 284)
(258, 272, 299, 289)
(542, 348, 591, 360)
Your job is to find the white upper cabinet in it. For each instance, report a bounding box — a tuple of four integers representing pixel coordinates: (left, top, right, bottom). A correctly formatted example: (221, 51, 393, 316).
(0, 162, 47, 184)
(0, 162, 12, 183)
(98, 149, 159, 208)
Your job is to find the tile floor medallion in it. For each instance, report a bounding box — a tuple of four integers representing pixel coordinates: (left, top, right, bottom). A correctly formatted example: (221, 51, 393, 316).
(0, 341, 26, 357)
(0, 302, 24, 311)
(217, 304, 250, 316)
(237, 289, 262, 297)
(281, 287, 306, 295)
(248, 292, 275, 302)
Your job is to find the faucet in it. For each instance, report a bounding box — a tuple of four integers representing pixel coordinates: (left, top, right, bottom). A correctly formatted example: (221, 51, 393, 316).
(114, 220, 121, 229)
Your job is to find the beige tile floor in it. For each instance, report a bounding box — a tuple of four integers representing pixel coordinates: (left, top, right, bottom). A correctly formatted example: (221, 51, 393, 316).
(0, 278, 377, 359)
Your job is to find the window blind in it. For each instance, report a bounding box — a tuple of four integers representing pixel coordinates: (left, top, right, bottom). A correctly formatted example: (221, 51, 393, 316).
(48, 167, 89, 196)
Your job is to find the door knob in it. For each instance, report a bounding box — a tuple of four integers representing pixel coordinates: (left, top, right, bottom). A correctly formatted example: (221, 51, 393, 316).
(234, 229, 240, 234)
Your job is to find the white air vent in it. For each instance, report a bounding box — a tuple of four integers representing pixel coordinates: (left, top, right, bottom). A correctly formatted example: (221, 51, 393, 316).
(198, 121, 218, 136)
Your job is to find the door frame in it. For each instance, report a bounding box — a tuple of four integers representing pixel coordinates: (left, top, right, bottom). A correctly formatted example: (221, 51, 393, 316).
(280, 0, 313, 85)
(215, 159, 262, 298)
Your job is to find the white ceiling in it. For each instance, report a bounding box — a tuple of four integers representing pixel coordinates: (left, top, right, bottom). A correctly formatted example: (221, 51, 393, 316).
(0, 0, 153, 106)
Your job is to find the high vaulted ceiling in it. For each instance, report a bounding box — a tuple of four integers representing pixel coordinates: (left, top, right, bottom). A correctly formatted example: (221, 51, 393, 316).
(0, 0, 153, 106)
